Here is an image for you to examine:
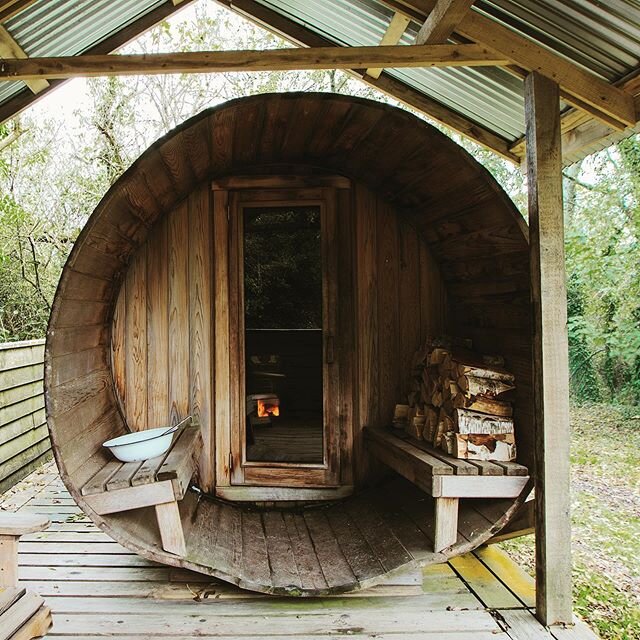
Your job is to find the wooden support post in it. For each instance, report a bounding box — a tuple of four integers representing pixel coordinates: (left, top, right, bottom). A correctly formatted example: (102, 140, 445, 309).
(524, 71, 573, 626)
(434, 497, 458, 552)
(155, 501, 186, 556)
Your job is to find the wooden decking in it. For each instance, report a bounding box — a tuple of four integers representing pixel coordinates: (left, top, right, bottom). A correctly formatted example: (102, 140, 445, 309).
(0, 463, 596, 639)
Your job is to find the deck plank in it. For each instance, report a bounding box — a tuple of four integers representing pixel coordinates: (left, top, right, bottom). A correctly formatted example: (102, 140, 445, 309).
(4, 467, 590, 639)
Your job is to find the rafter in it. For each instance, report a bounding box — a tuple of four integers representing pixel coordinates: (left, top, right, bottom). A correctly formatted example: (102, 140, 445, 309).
(0, 25, 48, 94)
(509, 70, 640, 164)
(0, 0, 199, 126)
(415, 0, 474, 45)
(0, 0, 36, 23)
(366, 12, 410, 79)
(0, 43, 508, 80)
(380, 0, 637, 130)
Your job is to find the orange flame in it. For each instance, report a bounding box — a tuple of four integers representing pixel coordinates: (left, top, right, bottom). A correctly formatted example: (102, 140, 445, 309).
(257, 399, 280, 418)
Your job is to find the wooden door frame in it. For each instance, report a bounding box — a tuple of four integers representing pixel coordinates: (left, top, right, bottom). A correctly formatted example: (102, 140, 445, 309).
(212, 176, 353, 501)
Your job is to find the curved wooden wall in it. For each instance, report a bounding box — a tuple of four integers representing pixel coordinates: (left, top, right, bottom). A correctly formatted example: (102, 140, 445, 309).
(110, 179, 448, 492)
(45, 92, 531, 585)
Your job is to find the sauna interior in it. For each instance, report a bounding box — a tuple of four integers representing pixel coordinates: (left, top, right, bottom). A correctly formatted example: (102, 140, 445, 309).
(45, 92, 533, 595)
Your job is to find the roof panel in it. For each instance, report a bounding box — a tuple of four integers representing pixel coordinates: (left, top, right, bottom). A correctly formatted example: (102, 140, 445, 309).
(476, 0, 640, 81)
(0, 0, 166, 105)
(0, 0, 638, 163)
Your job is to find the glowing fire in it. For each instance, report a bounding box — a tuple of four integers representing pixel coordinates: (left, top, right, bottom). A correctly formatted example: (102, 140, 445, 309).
(257, 399, 280, 418)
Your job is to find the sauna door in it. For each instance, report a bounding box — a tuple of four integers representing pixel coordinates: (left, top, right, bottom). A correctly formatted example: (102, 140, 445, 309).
(213, 181, 344, 499)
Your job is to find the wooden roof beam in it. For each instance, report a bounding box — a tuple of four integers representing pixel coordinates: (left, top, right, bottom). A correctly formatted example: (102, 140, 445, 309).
(415, 0, 475, 45)
(366, 12, 410, 79)
(0, 24, 47, 94)
(0, 0, 36, 23)
(0, 43, 508, 79)
(381, 0, 637, 130)
(509, 71, 640, 163)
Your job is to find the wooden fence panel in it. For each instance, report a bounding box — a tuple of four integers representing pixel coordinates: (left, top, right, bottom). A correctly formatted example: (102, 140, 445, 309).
(0, 339, 51, 493)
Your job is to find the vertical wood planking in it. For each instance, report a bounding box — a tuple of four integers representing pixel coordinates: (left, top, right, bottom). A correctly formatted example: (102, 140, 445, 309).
(146, 217, 169, 428)
(354, 184, 378, 485)
(168, 201, 190, 425)
(376, 201, 400, 428)
(525, 71, 572, 626)
(189, 186, 214, 492)
(213, 189, 231, 487)
(337, 187, 354, 486)
(322, 188, 340, 482)
(398, 222, 421, 399)
(111, 282, 126, 409)
(124, 245, 147, 431)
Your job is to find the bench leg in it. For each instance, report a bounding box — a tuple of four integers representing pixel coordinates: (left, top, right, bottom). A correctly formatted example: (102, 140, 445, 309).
(434, 498, 459, 553)
(0, 535, 19, 587)
(155, 501, 186, 556)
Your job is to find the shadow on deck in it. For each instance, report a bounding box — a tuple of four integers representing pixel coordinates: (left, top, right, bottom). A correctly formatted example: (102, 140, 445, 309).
(1, 462, 596, 640)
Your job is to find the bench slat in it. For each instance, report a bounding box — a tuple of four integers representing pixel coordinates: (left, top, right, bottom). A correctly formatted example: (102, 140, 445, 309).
(397, 434, 479, 476)
(81, 460, 122, 496)
(105, 460, 144, 491)
(365, 428, 454, 476)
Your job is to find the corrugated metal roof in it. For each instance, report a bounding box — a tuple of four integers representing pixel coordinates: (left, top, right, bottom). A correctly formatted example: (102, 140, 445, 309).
(0, 0, 638, 162)
(0, 0, 165, 105)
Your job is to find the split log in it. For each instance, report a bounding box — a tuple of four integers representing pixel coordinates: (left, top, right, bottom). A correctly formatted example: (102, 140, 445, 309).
(453, 433, 516, 461)
(451, 394, 513, 417)
(457, 374, 515, 397)
(453, 408, 514, 435)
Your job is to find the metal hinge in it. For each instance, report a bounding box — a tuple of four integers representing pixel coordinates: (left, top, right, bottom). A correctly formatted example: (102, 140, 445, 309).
(226, 202, 230, 222)
(229, 452, 233, 473)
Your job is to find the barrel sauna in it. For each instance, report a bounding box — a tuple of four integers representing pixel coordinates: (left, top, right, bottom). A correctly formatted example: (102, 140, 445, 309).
(45, 93, 533, 595)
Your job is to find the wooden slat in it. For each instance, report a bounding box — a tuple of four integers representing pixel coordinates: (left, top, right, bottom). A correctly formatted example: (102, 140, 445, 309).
(167, 201, 190, 426)
(474, 545, 535, 608)
(0, 44, 510, 81)
(146, 215, 169, 428)
(525, 71, 573, 626)
(0, 590, 47, 639)
(261, 511, 301, 591)
(449, 553, 521, 608)
(303, 509, 356, 590)
(105, 461, 143, 491)
(188, 186, 213, 491)
(83, 481, 175, 515)
(366, 12, 411, 79)
(124, 244, 147, 431)
(282, 512, 328, 591)
(80, 460, 121, 496)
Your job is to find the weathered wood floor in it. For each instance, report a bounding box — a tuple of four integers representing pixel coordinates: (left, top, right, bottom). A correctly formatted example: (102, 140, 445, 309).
(1, 462, 596, 639)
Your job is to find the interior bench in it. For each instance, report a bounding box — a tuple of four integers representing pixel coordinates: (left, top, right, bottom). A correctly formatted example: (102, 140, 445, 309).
(81, 421, 202, 557)
(365, 427, 530, 553)
(0, 513, 52, 640)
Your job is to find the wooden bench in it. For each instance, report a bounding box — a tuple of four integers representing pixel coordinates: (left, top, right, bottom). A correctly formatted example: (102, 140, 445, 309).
(365, 427, 530, 553)
(0, 514, 52, 640)
(81, 422, 203, 557)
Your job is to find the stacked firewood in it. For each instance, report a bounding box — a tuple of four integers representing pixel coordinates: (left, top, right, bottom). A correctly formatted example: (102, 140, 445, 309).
(392, 338, 517, 461)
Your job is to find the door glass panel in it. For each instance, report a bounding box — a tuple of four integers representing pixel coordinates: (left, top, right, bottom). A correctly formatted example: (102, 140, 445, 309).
(243, 205, 324, 463)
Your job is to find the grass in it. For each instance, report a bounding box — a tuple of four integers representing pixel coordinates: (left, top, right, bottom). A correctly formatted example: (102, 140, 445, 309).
(501, 403, 640, 640)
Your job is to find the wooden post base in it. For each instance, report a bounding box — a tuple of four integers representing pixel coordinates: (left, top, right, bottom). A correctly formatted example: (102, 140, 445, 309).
(155, 501, 186, 556)
(434, 497, 459, 552)
(0, 535, 19, 588)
